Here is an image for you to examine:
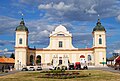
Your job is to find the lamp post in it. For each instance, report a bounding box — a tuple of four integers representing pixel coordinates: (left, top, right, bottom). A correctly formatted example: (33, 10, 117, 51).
(102, 58, 104, 66)
(17, 60, 19, 70)
(20, 62, 21, 70)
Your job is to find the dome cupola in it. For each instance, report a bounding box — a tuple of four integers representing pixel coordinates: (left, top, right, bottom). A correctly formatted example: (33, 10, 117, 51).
(15, 18, 28, 32)
(93, 19, 106, 32)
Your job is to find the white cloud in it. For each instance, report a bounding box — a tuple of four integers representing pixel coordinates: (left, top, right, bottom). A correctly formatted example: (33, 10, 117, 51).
(38, 2, 76, 11)
(38, 3, 52, 9)
(37, 0, 120, 21)
(85, 4, 97, 14)
(117, 15, 120, 21)
(0, 16, 19, 34)
(0, 40, 14, 47)
(114, 49, 120, 53)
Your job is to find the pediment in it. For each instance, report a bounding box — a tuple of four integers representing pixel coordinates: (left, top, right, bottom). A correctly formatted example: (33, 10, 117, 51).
(50, 31, 72, 37)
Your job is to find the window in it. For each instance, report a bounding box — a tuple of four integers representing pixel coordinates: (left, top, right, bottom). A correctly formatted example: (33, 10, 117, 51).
(88, 55, 92, 61)
(36, 55, 41, 65)
(57, 34, 65, 36)
(19, 38, 22, 44)
(59, 41, 62, 47)
(99, 38, 102, 44)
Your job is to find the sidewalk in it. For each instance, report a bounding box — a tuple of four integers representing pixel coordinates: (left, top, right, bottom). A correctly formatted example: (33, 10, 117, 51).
(0, 70, 20, 76)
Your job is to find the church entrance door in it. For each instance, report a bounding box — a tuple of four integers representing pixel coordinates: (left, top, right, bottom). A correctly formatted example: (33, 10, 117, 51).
(59, 60, 62, 65)
(59, 57, 62, 65)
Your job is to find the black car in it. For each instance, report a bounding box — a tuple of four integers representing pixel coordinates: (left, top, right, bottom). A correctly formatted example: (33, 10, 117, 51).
(83, 66, 88, 69)
(21, 67, 28, 71)
(36, 67, 42, 71)
(69, 63, 74, 70)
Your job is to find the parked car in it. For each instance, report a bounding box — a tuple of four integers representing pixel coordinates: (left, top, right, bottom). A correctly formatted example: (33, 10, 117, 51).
(29, 67, 35, 71)
(36, 66, 42, 71)
(21, 67, 28, 71)
(69, 63, 74, 70)
(61, 66, 67, 70)
(54, 65, 67, 70)
(54, 66, 60, 70)
(49, 66, 55, 70)
(75, 62, 81, 70)
(83, 65, 88, 69)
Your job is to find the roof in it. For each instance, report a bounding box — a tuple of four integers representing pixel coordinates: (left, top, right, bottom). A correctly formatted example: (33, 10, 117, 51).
(107, 56, 117, 61)
(93, 19, 106, 32)
(80, 55, 85, 58)
(15, 18, 28, 32)
(115, 56, 120, 63)
(0, 58, 15, 64)
(55, 25, 67, 32)
(50, 25, 72, 37)
(28, 47, 94, 51)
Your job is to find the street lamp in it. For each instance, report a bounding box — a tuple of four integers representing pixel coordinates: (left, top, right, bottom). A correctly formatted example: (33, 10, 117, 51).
(20, 62, 21, 70)
(17, 60, 19, 70)
(102, 58, 104, 66)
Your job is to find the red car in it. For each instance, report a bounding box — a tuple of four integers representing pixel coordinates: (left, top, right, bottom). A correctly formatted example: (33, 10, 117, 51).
(74, 62, 81, 70)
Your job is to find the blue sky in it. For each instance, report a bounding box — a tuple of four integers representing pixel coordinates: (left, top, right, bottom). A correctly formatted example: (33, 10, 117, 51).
(0, 0, 120, 58)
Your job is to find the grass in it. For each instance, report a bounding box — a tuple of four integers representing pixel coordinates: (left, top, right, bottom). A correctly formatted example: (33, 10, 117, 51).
(0, 70, 120, 81)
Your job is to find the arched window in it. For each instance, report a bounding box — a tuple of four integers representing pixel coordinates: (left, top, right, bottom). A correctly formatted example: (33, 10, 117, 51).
(30, 55, 34, 65)
(99, 38, 102, 44)
(19, 38, 22, 44)
(88, 55, 92, 61)
(36, 55, 41, 65)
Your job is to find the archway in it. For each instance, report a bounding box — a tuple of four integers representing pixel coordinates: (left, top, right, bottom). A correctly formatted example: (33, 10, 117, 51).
(36, 55, 41, 65)
(30, 55, 34, 65)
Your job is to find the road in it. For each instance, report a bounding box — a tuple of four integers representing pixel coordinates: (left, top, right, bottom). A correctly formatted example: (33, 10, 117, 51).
(88, 66, 120, 73)
(0, 66, 120, 76)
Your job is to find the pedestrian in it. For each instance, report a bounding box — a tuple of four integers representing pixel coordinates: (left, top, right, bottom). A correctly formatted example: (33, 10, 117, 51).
(2, 66, 4, 72)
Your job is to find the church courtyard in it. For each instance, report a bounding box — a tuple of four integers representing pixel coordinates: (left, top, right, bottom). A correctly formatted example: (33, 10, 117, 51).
(0, 70, 120, 81)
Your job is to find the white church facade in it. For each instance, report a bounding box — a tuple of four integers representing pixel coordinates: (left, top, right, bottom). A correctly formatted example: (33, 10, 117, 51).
(15, 18, 106, 70)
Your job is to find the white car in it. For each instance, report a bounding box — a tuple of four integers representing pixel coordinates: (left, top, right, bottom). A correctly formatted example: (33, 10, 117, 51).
(29, 67, 35, 71)
(49, 66, 55, 70)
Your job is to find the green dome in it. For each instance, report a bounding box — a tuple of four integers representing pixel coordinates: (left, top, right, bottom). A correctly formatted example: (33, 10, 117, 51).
(93, 19, 106, 32)
(15, 18, 28, 32)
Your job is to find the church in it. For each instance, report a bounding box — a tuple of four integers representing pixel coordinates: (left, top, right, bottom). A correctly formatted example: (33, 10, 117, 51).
(15, 18, 106, 70)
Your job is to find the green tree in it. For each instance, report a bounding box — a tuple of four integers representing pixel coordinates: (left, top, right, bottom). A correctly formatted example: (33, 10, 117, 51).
(10, 53, 15, 59)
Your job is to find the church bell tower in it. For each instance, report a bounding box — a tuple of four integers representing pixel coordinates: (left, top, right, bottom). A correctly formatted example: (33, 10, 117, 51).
(15, 18, 29, 70)
(92, 19, 106, 66)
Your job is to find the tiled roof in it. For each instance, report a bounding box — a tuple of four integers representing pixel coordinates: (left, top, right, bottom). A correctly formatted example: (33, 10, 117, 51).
(115, 56, 120, 63)
(0, 58, 15, 63)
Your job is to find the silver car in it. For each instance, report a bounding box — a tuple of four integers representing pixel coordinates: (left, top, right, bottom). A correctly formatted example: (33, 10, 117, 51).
(29, 67, 35, 71)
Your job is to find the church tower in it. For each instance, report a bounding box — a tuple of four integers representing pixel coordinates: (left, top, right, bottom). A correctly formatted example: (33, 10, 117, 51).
(15, 18, 29, 70)
(92, 19, 106, 66)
